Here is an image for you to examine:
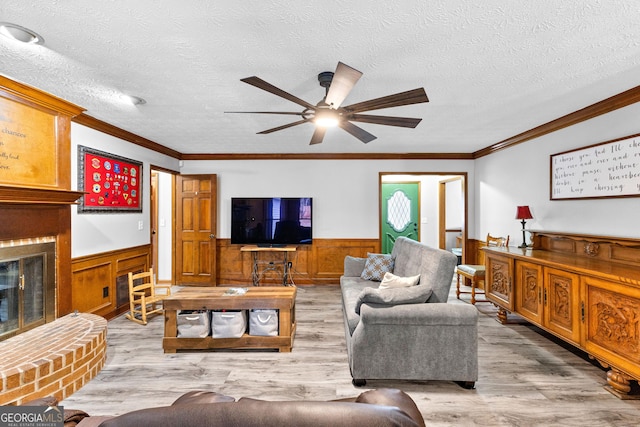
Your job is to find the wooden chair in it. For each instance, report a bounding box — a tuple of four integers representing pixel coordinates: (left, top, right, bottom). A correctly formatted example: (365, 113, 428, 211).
(456, 234, 509, 304)
(125, 268, 172, 325)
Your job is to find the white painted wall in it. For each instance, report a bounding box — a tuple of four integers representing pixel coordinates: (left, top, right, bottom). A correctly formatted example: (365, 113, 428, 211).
(70, 98, 640, 263)
(474, 101, 640, 243)
(180, 160, 474, 243)
(70, 123, 179, 258)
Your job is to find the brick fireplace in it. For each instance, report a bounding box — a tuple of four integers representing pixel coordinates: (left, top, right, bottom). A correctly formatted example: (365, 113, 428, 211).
(0, 238, 56, 340)
(0, 196, 82, 341)
(0, 76, 108, 403)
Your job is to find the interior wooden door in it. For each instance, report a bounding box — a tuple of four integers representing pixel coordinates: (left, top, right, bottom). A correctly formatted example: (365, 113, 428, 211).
(176, 174, 217, 286)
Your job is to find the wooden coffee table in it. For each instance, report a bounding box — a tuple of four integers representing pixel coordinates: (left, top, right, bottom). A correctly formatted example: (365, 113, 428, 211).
(163, 286, 296, 353)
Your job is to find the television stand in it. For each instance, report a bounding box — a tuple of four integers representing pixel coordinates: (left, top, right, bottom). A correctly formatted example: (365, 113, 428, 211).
(240, 245, 296, 286)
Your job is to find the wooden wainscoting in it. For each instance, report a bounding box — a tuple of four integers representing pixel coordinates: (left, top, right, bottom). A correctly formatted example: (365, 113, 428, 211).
(71, 239, 378, 319)
(217, 238, 379, 286)
(71, 245, 151, 319)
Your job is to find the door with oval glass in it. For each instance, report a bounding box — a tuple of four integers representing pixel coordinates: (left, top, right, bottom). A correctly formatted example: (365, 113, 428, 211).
(381, 182, 420, 254)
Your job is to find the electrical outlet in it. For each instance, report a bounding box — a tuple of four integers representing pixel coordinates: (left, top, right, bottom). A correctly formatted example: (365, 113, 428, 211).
(102, 286, 109, 298)
(138, 220, 143, 230)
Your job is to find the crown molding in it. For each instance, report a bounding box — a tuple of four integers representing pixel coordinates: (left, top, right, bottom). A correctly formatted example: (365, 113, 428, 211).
(72, 114, 182, 159)
(0, 75, 84, 117)
(180, 152, 474, 161)
(72, 84, 640, 161)
(473, 84, 640, 159)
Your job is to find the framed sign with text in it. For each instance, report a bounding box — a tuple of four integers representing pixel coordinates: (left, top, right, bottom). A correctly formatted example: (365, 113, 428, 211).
(550, 134, 640, 200)
(78, 146, 142, 213)
(0, 94, 57, 187)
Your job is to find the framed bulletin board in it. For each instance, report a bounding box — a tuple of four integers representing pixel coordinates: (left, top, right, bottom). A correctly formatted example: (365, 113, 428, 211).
(78, 146, 142, 213)
(550, 134, 640, 200)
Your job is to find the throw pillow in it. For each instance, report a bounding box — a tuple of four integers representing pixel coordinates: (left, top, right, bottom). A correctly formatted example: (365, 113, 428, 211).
(379, 271, 420, 289)
(360, 253, 395, 281)
(355, 284, 433, 314)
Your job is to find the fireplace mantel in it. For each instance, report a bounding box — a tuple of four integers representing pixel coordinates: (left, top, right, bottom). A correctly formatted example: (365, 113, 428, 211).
(0, 185, 84, 205)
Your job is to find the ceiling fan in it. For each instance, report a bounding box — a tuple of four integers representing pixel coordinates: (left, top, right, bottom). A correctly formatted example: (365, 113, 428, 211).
(227, 62, 429, 145)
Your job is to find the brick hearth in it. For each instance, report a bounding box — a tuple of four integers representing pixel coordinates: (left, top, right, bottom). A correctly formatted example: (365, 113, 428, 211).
(0, 313, 107, 405)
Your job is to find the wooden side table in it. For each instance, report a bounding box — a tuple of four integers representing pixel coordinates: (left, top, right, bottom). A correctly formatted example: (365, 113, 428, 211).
(163, 286, 296, 353)
(240, 245, 296, 286)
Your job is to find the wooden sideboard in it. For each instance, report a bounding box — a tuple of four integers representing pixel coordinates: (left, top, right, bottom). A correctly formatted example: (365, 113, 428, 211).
(483, 231, 640, 399)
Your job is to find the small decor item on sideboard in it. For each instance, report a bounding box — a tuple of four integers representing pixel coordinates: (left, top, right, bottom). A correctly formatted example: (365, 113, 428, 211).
(515, 206, 533, 248)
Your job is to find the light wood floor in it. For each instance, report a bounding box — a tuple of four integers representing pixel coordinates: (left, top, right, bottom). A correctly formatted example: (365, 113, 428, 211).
(61, 284, 640, 426)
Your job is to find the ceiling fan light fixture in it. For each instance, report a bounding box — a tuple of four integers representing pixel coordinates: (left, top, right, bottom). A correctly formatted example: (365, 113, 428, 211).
(313, 105, 339, 128)
(0, 22, 44, 45)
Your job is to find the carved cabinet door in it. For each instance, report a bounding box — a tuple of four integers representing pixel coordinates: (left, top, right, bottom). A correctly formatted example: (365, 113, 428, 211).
(515, 260, 544, 325)
(485, 253, 514, 311)
(543, 267, 581, 345)
(582, 275, 640, 380)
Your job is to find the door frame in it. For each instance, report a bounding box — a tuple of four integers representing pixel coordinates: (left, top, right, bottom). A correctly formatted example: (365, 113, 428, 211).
(379, 172, 467, 262)
(150, 165, 177, 285)
(175, 174, 218, 286)
(438, 176, 464, 259)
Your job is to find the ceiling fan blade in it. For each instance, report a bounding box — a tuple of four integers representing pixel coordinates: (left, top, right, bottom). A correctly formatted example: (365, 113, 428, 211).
(309, 126, 327, 145)
(241, 76, 316, 110)
(225, 111, 304, 116)
(348, 114, 422, 128)
(324, 62, 363, 109)
(342, 88, 429, 114)
(257, 119, 309, 134)
(339, 121, 377, 144)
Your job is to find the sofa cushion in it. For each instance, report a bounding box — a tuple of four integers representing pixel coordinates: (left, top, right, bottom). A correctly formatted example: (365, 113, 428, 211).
(172, 390, 236, 405)
(344, 255, 367, 277)
(340, 277, 372, 335)
(355, 284, 433, 314)
(379, 272, 420, 289)
(360, 253, 395, 281)
(391, 236, 458, 303)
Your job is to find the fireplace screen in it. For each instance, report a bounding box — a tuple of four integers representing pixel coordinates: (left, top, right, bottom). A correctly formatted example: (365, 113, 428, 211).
(0, 242, 55, 340)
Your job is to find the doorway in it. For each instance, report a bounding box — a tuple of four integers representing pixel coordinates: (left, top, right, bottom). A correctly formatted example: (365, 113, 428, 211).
(150, 168, 176, 285)
(380, 181, 420, 253)
(175, 174, 218, 286)
(379, 172, 467, 257)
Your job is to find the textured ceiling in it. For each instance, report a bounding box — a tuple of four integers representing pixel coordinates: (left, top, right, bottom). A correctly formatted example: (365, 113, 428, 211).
(2, 1, 640, 155)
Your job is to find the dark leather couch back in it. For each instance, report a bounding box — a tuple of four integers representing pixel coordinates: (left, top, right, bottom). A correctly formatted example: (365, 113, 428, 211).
(99, 399, 421, 427)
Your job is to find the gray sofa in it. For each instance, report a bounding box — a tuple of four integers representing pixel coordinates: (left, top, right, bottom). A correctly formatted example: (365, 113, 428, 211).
(340, 237, 478, 388)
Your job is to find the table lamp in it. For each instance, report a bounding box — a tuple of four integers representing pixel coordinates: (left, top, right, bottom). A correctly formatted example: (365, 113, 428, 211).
(515, 206, 533, 248)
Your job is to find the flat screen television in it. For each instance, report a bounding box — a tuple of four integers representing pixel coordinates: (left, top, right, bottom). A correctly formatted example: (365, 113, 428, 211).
(231, 197, 312, 246)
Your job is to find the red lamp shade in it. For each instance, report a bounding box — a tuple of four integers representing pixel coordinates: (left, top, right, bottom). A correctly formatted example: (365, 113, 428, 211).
(515, 206, 533, 220)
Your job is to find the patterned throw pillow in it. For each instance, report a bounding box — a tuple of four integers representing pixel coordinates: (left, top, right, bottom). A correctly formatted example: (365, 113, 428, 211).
(360, 253, 395, 281)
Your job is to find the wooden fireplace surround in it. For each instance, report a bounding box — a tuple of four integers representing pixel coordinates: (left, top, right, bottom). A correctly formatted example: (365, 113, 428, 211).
(0, 76, 85, 319)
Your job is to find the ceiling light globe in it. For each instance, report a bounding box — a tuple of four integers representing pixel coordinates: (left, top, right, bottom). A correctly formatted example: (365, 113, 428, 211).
(313, 105, 339, 128)
(315, 116, 339, 127)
